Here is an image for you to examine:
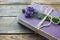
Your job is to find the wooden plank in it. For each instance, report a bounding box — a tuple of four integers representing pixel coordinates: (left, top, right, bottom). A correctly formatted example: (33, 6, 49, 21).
(0, 17, 33, 33)
(0, 2, 30, 5)
(0, 5, 27, 16)
(0, 34, 48, 40)
(0, 0, 28, 2)
(0, 0, 31, 5)
(0, 0, 60, 5)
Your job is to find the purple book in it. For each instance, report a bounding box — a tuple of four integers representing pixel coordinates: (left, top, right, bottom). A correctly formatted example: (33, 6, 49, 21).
(17, 3, 60, 40)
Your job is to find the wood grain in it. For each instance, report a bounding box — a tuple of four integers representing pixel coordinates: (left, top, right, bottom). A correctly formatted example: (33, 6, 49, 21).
(0, 5, 27, 16)
(0, 0, 60, 5)
(0, 0, 31, 5)
(0, 2, 30, 5)
(0, 17, 33, 33)
(0, 34, 48, 40)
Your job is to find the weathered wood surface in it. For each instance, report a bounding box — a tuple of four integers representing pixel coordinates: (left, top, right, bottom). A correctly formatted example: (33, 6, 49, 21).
(0, 0, 60, 5)
(0, 0, 31, 5)
(0, 5, 27, 16)
(0, 0, 31, 2)
(0, 17, 33, 33)
(0, 34, 48, 40)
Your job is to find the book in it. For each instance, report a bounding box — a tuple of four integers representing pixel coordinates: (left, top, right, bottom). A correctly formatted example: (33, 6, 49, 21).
(17, 3, 60, 40)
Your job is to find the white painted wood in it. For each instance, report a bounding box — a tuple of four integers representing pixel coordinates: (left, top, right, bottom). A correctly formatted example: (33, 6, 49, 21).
(0, 17, 33, 33)
(0, 0, 31, 5)
(0, 0, 31, 3)
(0, 5, 27, 16)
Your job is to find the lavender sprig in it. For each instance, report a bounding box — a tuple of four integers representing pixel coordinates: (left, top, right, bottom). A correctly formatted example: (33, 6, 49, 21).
(22, 7, 60, 24)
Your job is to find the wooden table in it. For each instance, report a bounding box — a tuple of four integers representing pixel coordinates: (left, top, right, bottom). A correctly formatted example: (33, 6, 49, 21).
(0, 2, 60, 40)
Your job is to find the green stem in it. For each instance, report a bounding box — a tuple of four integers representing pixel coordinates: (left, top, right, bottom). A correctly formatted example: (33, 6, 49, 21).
(31, 13, 60, 24)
